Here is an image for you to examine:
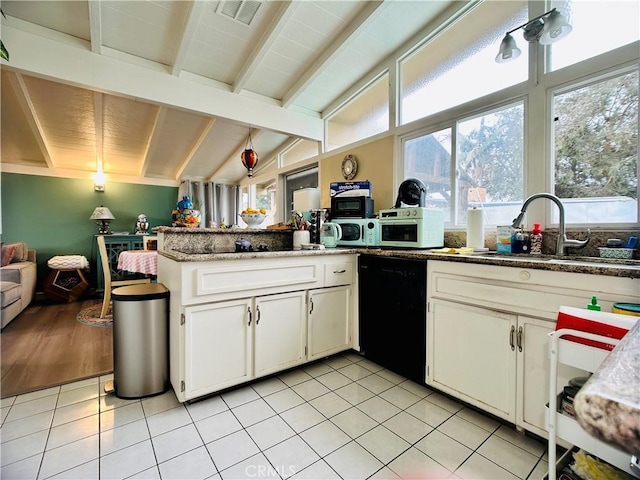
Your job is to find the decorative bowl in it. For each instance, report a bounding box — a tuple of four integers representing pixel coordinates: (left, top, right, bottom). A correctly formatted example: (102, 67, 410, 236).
(240, 213, 266, 228)
(598, 247, 634, 259)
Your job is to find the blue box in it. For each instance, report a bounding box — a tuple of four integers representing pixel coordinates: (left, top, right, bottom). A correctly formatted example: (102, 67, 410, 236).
(330, 181, 372, 197)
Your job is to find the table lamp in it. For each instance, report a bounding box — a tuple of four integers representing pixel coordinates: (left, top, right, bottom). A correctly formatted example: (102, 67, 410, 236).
(89, 206, 115, 234)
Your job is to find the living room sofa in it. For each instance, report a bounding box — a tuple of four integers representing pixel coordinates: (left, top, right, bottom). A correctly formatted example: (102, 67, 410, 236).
(1, 242, 37, 329)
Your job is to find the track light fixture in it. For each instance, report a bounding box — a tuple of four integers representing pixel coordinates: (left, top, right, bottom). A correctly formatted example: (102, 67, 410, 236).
(495, 8, 572, 63)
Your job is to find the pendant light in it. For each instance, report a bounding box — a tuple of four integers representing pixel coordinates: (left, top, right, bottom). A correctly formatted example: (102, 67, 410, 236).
(241, 131, 259, 178)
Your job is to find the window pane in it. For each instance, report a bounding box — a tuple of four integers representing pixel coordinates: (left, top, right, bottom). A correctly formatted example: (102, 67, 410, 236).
(553, 70, 639, 224)
(457, 103, 524, 226)
(284, 167, 318, 221)
(280, 139, 319, 167)
(326, 73, 388, 151)
(404, 128, 453, 220)
(550, 1, 640, 72)
(400, 1, 528, 125)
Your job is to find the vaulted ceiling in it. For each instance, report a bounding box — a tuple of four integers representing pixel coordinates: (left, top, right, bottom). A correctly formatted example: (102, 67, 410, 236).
(1, 0, 458, 186)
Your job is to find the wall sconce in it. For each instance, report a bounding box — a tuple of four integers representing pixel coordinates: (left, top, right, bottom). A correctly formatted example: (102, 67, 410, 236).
(89, 205, 115, 234)
(240, 131, 259, 178)
(495, 8, 572, 63)
(93, 171, 106, 191)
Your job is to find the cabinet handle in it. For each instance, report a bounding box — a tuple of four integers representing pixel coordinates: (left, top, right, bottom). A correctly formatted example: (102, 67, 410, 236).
(256, 306, 261, 325)
(517, 326, 523, 352)
(309, 298, 314, 314)
(333, 269, 346, 274)
(509, 326, 515, 351)
(247, 306, 252, 326)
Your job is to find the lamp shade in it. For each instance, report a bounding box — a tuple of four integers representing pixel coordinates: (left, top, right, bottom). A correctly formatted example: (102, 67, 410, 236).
(495, 34, 521, 63)
(539, 10, 572, 45)
(89, 206, 115, 220)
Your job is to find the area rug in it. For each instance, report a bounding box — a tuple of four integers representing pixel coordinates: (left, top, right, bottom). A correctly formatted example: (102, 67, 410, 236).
(76, 303, 112, 327)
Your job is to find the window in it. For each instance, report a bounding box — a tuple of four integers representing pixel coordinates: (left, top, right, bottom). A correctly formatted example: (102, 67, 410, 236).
(549, 1, 640, 72)
(552, 69, 639, 224)
(326, 73, 389, 151)
(280, 139, 319, 168)
(404, 102, 524, 226)
(400, 1, 528, 125)
(283, 166, 318, 221)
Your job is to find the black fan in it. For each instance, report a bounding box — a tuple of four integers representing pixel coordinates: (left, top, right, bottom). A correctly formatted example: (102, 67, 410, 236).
(394, 178, 427, 208)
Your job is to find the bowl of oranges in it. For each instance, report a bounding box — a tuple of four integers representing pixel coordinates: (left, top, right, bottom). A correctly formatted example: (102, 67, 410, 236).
(239, 208, 267, 228)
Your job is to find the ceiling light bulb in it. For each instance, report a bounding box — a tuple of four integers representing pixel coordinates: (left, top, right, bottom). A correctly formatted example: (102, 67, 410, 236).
(495, 34, 521, 63)
(539, 10, 572, 45)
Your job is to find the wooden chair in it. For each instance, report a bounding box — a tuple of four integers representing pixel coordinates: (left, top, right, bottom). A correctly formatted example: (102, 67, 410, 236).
(143, 235, 158, 250)
(96, 235, 150, 319)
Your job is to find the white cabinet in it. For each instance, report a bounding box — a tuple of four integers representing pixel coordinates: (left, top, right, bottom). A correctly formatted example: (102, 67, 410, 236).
(184, 299, 252, 399)
(159, 253, 356, 402)
(254, 291, 307, 377)
(427, 260, 639, 438)
(308, 286, 351, 361)
(429, 299, 517, 422)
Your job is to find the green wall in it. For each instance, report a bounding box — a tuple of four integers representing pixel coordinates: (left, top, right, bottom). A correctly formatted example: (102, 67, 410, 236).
(1, 173, 178, 291)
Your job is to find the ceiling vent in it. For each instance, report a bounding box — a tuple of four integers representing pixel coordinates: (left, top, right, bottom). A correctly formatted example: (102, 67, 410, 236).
(218, 1, 262, 26)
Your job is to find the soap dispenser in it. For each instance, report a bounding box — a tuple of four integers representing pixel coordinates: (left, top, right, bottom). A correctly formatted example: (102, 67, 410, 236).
(530, 223, 543, 255)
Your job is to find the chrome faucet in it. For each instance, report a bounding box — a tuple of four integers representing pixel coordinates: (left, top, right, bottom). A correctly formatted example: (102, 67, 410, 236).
(511, 193, 590, 256)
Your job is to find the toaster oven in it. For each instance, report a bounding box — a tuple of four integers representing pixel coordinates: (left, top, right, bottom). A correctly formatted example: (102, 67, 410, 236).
(378, 207, 444, 249)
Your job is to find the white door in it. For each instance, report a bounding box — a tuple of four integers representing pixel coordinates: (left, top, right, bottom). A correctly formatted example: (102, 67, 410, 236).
(183, 299, 252, 400)
(308, 286, 351, 360)
(517, 315, 587, 437)
(254, 291, 307, 378)
(428, 299, 517, 422)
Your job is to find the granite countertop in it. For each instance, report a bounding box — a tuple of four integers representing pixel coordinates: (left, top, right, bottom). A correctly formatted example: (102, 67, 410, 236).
(573, 319, 640, 457)
(158, 247, 640, 278)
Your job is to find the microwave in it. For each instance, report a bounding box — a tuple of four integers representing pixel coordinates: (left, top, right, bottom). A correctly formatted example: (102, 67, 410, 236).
(379, 207, 444, 249)
(333, 218, 380, 247)
(330, 195, 374, 219)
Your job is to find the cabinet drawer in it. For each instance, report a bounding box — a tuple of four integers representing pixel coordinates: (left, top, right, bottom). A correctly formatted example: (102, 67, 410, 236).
(324, 263, 353, 287)
(197, 261, 319, 297)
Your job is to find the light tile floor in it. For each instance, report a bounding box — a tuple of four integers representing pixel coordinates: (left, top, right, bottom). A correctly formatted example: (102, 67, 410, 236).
(1, 352, 551, 479)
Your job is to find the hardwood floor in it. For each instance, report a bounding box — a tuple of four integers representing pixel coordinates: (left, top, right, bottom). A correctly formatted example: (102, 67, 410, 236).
(1, 298, 113, 399)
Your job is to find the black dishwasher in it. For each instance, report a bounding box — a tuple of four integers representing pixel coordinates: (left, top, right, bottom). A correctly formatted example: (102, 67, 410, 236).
(358, 255, 427, 384)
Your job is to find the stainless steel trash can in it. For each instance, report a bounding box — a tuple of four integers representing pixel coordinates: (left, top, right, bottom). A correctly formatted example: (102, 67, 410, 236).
(112, 283, 170, 399)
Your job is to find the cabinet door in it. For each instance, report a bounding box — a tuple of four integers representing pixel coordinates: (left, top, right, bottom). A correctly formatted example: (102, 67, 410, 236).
(517, 315, 587, 437)
(308, 286, 351, 361)
(428, 299, 517, 422)
(184, 299, 252, 400)
(254, 291, 307, 378)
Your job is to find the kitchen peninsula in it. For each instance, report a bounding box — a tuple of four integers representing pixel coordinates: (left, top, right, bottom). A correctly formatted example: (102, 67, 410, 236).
(156, 227, 358, 402)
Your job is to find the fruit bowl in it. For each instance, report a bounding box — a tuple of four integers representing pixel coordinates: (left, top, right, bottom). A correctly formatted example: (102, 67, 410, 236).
(240, 213, 266, 228)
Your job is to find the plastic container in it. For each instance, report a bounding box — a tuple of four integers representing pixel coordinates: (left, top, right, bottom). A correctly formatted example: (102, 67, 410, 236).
(598, 247, 634, 259)
(612, 303, 640, 317)
(530, 223, 543, 255)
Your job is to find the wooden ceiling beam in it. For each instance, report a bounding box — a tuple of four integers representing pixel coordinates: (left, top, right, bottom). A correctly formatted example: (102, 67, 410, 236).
(7, 72, 55, 168)
(233, 1, 298, 95)
(282, 1, 384, 108)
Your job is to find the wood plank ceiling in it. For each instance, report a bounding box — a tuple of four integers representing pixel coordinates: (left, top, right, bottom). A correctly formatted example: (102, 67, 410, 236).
(1, 0, 455, 186)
